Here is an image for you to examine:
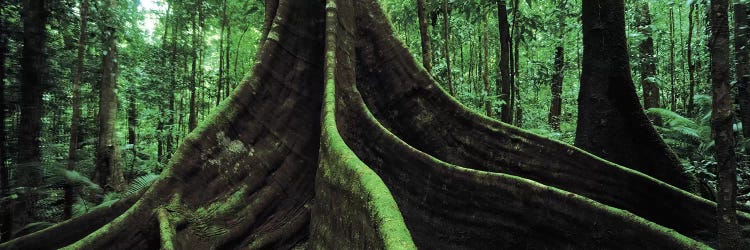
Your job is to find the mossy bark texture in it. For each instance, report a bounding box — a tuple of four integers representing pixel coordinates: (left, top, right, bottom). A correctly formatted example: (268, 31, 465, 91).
(1, 0, 747, 249)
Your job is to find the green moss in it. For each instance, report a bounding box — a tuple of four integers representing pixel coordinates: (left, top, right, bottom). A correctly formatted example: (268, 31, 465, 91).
(312, 3, 416, 247)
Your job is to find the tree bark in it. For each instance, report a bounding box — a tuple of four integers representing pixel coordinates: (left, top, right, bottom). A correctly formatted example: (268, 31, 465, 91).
(17, 0, 48, 227)
(94, 0, 125, 192)
(65, 0, 89, 220)
(711, 0, 742, 248)
(734, 3, 750, 138)
(636, 2, 661, 125)
(575, 0, 695, 191)
(416, 0, 432, 72)
(497, 0, 512, 123)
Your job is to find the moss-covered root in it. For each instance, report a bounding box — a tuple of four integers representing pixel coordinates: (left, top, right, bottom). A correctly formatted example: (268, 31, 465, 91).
(0, 194, 138, 250)
(157, 208, 176, 250)
(351, 0, 749, 244)
(312, 0, 707, 248)
(310, 1, 415, 249)
(2, 0, 324, 249)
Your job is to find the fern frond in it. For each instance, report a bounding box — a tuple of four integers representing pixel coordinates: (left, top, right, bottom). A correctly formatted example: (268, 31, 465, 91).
(124, 173, 160, 197)
(47, 167, 102, 192)
(646, 108, 697, 128)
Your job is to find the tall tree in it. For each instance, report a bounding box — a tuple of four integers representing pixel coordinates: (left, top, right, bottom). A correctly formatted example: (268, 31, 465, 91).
(482, 11, 492, 116)
(442, 0, 453, 95)
(17, 0, 48, 226)
(0, 3, 9, 241)
(217, 0, 226, 105)
(576, 0, 694, 191)
(497, 0, 512, 123)
(94, 0, 125, 192)
(710, 0, 741, 248)
(636, 1, 661, 125)
(65, 0, 89, 219)
(416, 0, 432, 72)
(188, 3, 198, 132)
(668, 7, 677, 110)
(548, 0, 566, 131)
(687, 3, 697, 116)
(735, 3, 750, 138)
(127, 89, 137, 177)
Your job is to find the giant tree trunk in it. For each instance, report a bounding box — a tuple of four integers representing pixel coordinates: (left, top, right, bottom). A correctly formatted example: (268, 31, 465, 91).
(17, 0, 48, 228)
(735, 3, 750, 138)
(94, 0, 125, 192)
(3, 0, 749, 249)
(65, 0, 89, 220)
(416, 0, 431, 72)
(497, 0, 512, 123)
(575, 0, 695, 191)
(636, 2, 661, 125)
(711, 0, 742, 248)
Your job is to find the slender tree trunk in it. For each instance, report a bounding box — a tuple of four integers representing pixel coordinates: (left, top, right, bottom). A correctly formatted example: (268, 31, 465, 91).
(687, 4, 697, 116)
(576, 0, 694, 191)
(497, 0, 512, 123)
(167, 15, 179, 155)
(416, 0, 431, 72)
(233, 25, 250, 80)
(482, 12, 492, 116)
(188, 8, 198, 132)
(18, 0, 48, 226)
(0, 6, 10, 242)
(710, 0, 742, 248)
(225, 21, 232, 97)
(734, 3, 750, 138)
(127, 90, 137, 179)
(549, 0, 565, 131)
(157, 5, 170, 164)
(510, 0, 520, 125)
(669, 7, 677, 110)
(442, 0, 453, 95)
(94, 0, 125, 192)
(637, 2, 661, 125)
(217, 0, 226, 106)
(65, 0, 89, 220)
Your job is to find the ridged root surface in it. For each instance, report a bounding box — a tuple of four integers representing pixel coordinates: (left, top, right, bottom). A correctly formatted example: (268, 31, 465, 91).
(0, 0, 745, 249)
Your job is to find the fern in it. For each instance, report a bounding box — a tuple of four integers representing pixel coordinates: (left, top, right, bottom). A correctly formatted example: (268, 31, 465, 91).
(123, 173, 160, 197)
(646, 108, 697, 128)
(46, 167, 102, 192)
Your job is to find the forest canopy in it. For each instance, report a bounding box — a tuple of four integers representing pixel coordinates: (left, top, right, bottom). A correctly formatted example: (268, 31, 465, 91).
(0, 0, 749, 249)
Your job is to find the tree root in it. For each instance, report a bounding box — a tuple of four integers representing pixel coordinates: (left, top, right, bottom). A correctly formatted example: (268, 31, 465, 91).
(0, 0, 744, 249)
(351, 0, 750, 244)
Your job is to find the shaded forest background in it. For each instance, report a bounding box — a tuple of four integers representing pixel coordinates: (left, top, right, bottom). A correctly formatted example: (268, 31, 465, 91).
(0, 0, 749, 243)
